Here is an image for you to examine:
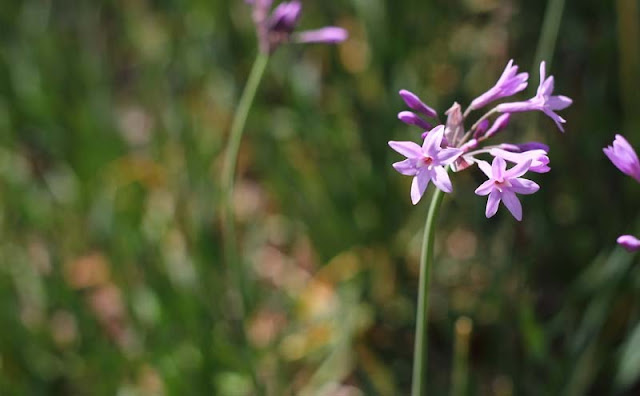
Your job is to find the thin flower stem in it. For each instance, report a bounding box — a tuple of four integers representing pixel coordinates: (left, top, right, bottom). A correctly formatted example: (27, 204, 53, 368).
(411, 185, 447, 396)
(532, 0, 566, 81)
(221, 52, 269, 313)
(220, 53, 269, 395)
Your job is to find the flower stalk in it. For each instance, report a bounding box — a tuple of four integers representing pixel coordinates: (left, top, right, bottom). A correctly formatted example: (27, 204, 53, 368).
(412, 184, 446, 396)
(221, 52, 269, 314)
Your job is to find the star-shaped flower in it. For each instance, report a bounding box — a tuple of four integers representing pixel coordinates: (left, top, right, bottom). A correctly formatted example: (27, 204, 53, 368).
(389, 125, 463, 204)
(496, 61, 572, 132)
(474, 156, 539, 221)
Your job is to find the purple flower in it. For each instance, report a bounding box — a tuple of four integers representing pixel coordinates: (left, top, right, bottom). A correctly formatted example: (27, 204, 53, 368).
(469, 59, 529, 111)
(475, 156, 540, 221)
(603, 134, 640, 183)
(397, 90, 438, 133)
(496, 62, 573, 132)
(389, 125, 463, 204)
(268, 1, 302, 33)
(399, 90, 438, 119)
(294, 27, 348, 43)
(618, 235, 640, 252)
(473, 119, 490, 139)
(490, 148, 550, 173)
(247, 0, 348, 53)
(483, 113, 511, 139)
(398, 111, 433, 131)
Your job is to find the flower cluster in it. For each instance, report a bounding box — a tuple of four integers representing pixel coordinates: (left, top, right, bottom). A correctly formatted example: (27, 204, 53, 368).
(245, 0, 348, 54)
(604, 134, 640, 251)
(390, 60, 572, 221)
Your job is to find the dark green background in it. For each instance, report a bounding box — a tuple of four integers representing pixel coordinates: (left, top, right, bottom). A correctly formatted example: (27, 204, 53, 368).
(1, 0, 639, 394)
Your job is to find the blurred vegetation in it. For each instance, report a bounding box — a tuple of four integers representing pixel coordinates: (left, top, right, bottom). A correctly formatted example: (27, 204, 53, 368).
(1, 0, 640, 395)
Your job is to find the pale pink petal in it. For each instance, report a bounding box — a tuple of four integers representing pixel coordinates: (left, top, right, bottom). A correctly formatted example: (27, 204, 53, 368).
(476, 160, 493, 178)
(436, 148, 463, 165)
(432, 166, 452, 193)
(501, 190, 523, 221)
(422, 125, 445, 156)
(294, 27, 348, 44)
(547, 95, 572, 110)
(492, 157, 506, 180)
(410, 172, 430, 205)
(475, 180, 494, 196)
(504, 159, 532, 179)
(392, 159, 418, 176)
(389, 141, 422, 158)
(540, 75, 554, 96)
(618, 235, 640, 252)
(509, 178, 540, 195)
(486, 190, 501, 218)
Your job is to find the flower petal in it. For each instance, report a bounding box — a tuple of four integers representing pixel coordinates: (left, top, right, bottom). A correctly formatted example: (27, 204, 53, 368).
(389, 141, 422, 158)
(510, 178, 540, 195)
(436, 148, 463, 165)
(485, 189, 501, 218)
(476, 160, 493, 178)
(475, 180, 494, 196)
(539, 75, 554, 97)
(501, 190, 523, 221)
(294, 27, 348, 44)
(504, 159, 532, 179)
(392, 159, 418, 176)
(432, 166, 453, 193)
(399, 90, 437, 118)
(547, 95, 572, 110)
(617, 235, 640, 252)
(268, 1, 302, 32)
(398, 111, 433, 130)
(492, 156, 507, 180)
(542, 109, 566, 132)
(538, 62, 547, 89)
(496, 99, 540, 113)
(422, 125, 445, 155)
(604, 134, 640, 181)
(410, 172, 430, 205)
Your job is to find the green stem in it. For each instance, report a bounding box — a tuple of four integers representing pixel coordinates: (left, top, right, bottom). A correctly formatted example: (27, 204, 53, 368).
(220, 53, 269, 395)
(411, 186, 446, 396)
(221, 52, 269, 312)
(532, 0, 566, 75)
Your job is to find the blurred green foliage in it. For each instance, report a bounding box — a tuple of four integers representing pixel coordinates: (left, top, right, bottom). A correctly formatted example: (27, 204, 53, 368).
(1, 0, 640, 395)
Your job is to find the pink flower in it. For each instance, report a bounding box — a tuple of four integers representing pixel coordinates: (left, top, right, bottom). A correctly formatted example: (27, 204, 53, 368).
(618, 235, 640, 252)
(469, 59, 529, 111)
(496, 62, 572, 132)
(603, 134, 640, 183)
(389, 126, 463, 204)
(246, 0, 348, 53)
(475, 157, 540, 221)
(603, 134, 640, 252)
